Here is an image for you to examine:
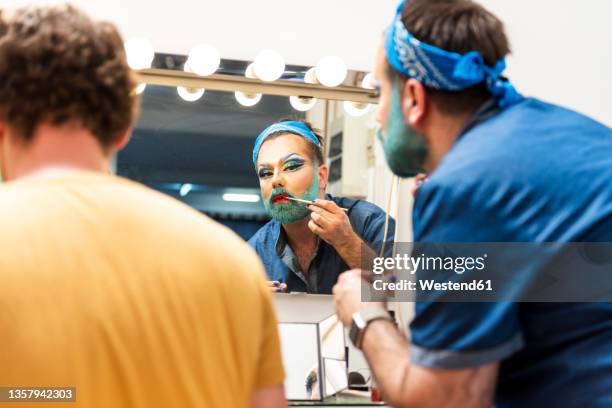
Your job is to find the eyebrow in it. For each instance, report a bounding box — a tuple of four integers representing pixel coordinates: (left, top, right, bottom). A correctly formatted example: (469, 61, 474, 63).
(258, 153, 305, 169)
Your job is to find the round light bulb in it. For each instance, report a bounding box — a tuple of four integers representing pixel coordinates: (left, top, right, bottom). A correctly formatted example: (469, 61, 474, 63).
(290, 96, 317, 112)
(124, 36, 154, 70)
(304, 67, 318, 84)
(315, 56, 347, 87)
(187, 44, 220, 76)
(343, 101, 371, 117)
(361, 72, 377, 89)
(235, 91, 262, 107)
(177, 86, 205, 102)
(253, 50, 285, 82)
(135, 83, 147, 95)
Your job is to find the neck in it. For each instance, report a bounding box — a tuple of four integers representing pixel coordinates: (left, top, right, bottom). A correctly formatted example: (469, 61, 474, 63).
(424, 110, 474, 171)
(282, 217, 317, 250)
(2, 123, 112, 181)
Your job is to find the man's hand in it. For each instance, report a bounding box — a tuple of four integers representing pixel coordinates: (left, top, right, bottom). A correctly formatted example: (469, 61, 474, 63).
(332, 269, 385, 326)
(307, 199, 360, 250)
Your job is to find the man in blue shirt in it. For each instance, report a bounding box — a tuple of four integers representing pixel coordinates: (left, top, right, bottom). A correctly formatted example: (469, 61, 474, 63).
(248, 119, 394, 294)
(333, 0, 612, 407)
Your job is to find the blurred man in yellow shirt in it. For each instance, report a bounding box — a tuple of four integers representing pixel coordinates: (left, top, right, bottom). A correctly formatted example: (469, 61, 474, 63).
(0, 5, 285, 408)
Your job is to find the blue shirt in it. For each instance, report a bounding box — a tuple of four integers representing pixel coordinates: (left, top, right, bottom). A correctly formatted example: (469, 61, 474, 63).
(248, 195, 394, 294)
(410, 98, 612, 407)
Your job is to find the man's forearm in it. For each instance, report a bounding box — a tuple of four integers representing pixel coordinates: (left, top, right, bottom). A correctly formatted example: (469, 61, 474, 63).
(360, 319, 411, 406)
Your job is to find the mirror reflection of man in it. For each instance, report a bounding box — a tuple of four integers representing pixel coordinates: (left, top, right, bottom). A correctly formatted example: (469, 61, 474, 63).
(333, 0, 612, 407)
(248, 119, 394, 294)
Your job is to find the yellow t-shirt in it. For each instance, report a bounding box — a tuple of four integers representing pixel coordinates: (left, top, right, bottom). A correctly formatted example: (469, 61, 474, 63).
(0, 171, 284, 408)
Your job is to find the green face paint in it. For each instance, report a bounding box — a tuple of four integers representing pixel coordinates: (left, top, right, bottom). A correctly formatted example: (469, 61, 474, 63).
(263, 163, 320, 225)
(377, 77, 427, 178)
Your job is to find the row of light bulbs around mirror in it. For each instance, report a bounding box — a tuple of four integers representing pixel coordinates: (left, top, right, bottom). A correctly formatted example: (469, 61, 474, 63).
(125, 37, 375, 117)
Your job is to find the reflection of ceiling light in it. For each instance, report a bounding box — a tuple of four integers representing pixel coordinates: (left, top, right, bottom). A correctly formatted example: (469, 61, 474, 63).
(135, 83, 147, 94)
(177, 86, 204, 102)
(315, 56, 347, 87)
(290, 96, 317, 111)
(235, 91, 262, 107)
(179, 183, 193, 197)
(187, 44, 220, 76)
(343, 101, 371, 117)
(223, 193, 261, 203)
(124, 36, 154, 70)
(253, 50, 285, 82)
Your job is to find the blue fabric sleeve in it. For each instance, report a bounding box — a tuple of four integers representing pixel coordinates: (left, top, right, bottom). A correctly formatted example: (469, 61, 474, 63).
(410, 177, 524, 369)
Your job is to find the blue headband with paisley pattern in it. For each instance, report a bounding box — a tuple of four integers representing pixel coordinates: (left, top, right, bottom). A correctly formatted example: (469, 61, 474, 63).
(253, 121, 322, 166)
(385, 0, 521, 107)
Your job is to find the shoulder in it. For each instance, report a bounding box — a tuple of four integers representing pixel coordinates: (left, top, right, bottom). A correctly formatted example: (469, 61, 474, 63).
(247, 219, 280, 249)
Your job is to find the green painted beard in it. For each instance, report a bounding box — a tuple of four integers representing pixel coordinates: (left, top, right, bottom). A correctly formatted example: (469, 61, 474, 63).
(263, 167, 320, 225)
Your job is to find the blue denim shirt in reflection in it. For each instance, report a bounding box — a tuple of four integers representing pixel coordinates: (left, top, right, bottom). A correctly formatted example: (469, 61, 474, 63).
(248, 194, 395, 294)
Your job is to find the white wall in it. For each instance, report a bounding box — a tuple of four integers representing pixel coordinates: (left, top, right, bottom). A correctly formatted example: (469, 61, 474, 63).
(3, 0, 610, 125)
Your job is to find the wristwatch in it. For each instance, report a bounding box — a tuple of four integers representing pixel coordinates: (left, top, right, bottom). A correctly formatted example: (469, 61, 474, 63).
(349, 308, 394, 349)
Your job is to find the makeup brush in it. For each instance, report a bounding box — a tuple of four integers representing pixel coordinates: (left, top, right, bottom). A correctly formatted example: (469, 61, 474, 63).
(286, 197, 349, 212)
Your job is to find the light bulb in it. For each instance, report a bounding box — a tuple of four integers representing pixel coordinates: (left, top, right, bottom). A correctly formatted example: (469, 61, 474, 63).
(135, 83, 146, 95)
(361, 72, 377, 89)
(253, 50, 285, 82)
(177, 86, 204, 102)
(124, 37, 154, 70)
(290, 96, 317, 112)
(187, 44, 220, 76)
(304, 67, 318, 84)
(343, 101, 371, 117)
(315, 56, 347, 87)
(235, 91, 262, 107)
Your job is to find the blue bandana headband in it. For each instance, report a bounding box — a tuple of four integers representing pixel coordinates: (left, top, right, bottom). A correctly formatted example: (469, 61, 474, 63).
(253, 121, 322, 166)
(385, 0, 521, 108)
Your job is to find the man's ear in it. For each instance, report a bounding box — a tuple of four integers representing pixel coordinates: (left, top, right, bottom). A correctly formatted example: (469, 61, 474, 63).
(402, 78, 428, 127)
(112, 128, 132, 151)
(317, 163, 329, 191)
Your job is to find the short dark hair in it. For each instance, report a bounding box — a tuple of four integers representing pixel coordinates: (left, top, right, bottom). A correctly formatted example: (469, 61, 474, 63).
(0, 5, 138, 149)
(265, 118, 325, 165)
(390, 0, 511, 115)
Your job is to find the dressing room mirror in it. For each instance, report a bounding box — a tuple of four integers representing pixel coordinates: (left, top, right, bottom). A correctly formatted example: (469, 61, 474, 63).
(119, 54, 383, 242)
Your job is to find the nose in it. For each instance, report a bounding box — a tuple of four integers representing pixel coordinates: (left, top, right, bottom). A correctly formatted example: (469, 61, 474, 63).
(271, 167, 284, 189)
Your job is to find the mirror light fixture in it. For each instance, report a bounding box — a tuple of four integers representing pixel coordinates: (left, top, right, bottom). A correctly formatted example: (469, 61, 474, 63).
(253, 49, 285, 82)
(222, 193, 261, 203)
(343, 101, 371, 117)
(315, 56, 347, 87)
(290, 96, 317, 111)
(124, 37, 155, 70)
(235, 63, 263, 107)
(187, 44, 220, 76)
(177, 86, 205, 102)
(235, 91, 262, 107)
(289, 67, 318, 111)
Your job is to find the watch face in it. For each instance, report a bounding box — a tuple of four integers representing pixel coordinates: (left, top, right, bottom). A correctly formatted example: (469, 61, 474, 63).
(353, 312, 367, 330)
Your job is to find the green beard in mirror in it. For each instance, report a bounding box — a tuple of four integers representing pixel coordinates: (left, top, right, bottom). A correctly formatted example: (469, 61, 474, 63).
(377, 79, 427, 178)
(263, 165, 320, 225)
